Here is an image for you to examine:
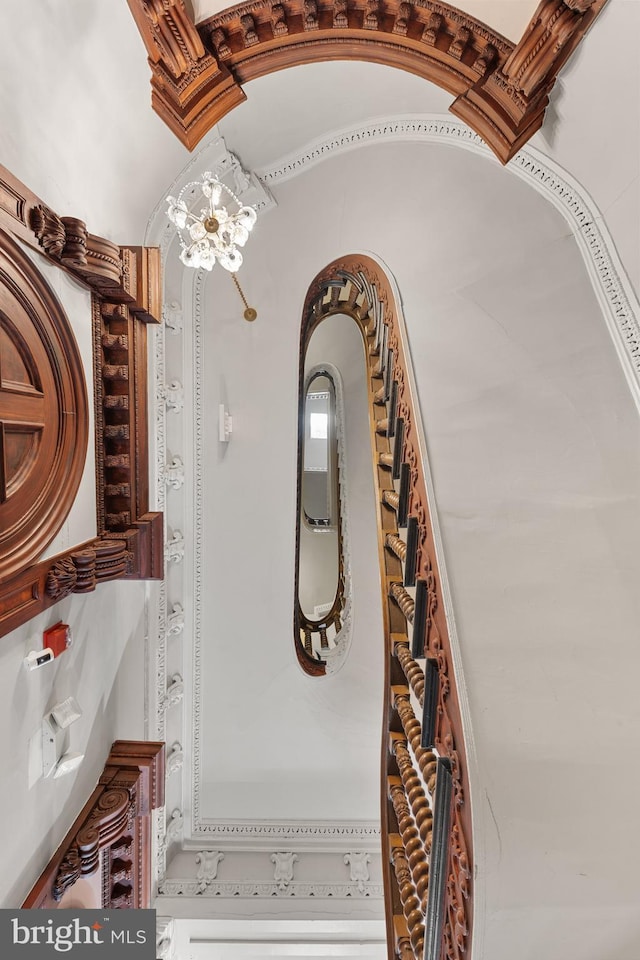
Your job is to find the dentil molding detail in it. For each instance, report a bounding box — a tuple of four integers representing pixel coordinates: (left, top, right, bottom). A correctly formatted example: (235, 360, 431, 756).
(158, 879, 383, 899)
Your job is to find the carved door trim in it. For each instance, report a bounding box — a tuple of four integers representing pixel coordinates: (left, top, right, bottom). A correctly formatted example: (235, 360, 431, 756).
(0, 230, 88, 580)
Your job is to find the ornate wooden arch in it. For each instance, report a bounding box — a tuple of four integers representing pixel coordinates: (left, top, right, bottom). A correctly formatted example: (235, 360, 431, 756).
(127, 0, 607, 163)
(300, 254, 472, 959)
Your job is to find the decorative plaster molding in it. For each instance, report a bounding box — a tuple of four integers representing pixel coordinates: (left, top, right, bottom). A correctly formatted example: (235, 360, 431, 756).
(164, 456, 185, 490)
(163, 300, 183, 335)
(192, 269, 205, 831)
(192, 820, 381, 841)
(271, 851, 298, 890)
(145, 133, 275, 251)
(160, 379, 185, 413)
(165, 530, 185, 564)
(158, 879, 383, 899)
(162, 673, 184, 712)
(166, 741, 184, 776)
(162, 808, 184, 854)
(195, 850, 225, 891)
(156, 918, 176, 960)
(256, 115, 640, 413)
(344, 851, 372, 893)
(167, 602, 185, 637)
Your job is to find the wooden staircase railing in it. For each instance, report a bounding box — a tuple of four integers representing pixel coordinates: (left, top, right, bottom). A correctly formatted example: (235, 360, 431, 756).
(300, 255, 473, 960)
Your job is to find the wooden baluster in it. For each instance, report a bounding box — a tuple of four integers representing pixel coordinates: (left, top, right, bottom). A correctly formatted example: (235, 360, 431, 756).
(319, 626, 329, 649)
(379, 452, 394, 468)
(393, 688, 438, 794)
(303, 628, 312, 655)
(389, 776, 429, 911)
(374, 384, 387, 405)
(383, 489, 400, 512)
(390, 582, 415, 624)
(393, 638, 425, 704)
(386, 533, 407, 563)
(376, 417, 389, 435)
(393, 915, 415, 960)
(390, 835, 424, 956)
(391, 735, 434, 852)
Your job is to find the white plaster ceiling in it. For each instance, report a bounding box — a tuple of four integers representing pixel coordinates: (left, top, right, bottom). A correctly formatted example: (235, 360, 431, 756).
(191, 0, 538, 41)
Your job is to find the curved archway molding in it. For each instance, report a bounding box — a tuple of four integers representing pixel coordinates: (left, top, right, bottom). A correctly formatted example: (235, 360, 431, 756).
(127, 0, 608, 163)
(254, 114, 640, 414)
(148, 111, 640, 417)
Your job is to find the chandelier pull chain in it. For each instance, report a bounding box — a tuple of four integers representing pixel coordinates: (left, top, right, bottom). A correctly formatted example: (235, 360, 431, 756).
(231, 274, 257, 322)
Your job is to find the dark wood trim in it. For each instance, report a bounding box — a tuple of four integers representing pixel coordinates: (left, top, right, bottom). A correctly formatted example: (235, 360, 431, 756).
(0, 166, 165, 640)
(22, 741, 164, 910)
(127, 0, 608, 163)
(0, 229, 88, 581)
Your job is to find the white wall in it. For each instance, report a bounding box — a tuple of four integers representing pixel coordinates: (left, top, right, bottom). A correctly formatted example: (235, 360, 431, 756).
(0, 580, 148, 906)
(0, 0, 187, 244)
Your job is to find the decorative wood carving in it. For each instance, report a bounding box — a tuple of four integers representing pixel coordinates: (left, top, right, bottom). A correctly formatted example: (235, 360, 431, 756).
(0, 165, 164, 640)
(23, 741, 164, 910)
(451, 0, 608, 161)
(126, 0, 608, 163)
(299, 255, 473, 957)
(125, 0, 246, 150)
(0, 229, 88, 581)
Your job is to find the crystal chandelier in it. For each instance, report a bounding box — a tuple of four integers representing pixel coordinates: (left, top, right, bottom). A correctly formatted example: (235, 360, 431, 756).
(166, 172, 258, 321)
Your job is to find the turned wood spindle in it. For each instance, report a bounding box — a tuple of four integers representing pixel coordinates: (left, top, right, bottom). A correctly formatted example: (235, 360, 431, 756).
(390, 839, 424, 956)
(393, 689, 438, 794)
(389, 778, 429, 910)
(394, 639, 425, 704)
(383, 488, 400, 512)
(386, 533, 407, 564)
(390, 582, 415, 623)
(391, 738, 434, 851)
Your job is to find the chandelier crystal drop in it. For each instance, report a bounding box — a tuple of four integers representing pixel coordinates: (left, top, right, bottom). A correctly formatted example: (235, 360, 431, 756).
(166, 173, 257, 274)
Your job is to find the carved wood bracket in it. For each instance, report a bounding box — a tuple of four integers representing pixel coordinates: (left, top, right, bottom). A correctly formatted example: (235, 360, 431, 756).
(23, 741, 165, 910)
(127, 0, 607, 162)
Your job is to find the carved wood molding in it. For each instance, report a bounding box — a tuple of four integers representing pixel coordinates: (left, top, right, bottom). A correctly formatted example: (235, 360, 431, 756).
(0, 229, 88, 581)
(0, 165, 165, 640)
(127, 0, 607, 162)
(126, 0, 246, 150)
(92, 295, 164, 580)
(451, 0, 608, 162)
(299, 254, 472, 959)
(23, 741, 165, 910)
(0, 164, 162, 314)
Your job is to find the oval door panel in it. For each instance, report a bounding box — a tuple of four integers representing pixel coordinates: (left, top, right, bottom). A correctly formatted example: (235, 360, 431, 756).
(0, 230, 88, 579)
